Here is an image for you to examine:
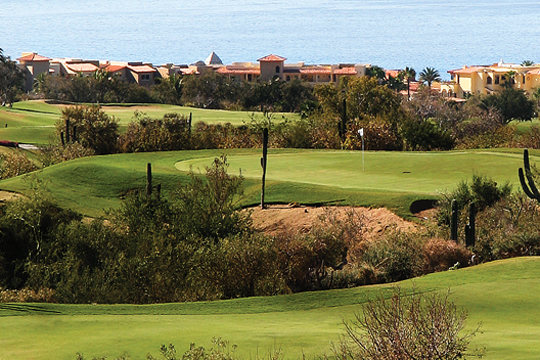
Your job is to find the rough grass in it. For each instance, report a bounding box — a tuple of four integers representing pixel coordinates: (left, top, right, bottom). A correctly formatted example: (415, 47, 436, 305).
(1, 257, 539, 359)
(0, 148, 533, 218)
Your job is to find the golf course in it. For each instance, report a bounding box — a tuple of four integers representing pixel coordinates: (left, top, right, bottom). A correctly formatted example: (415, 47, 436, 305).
(1, 257, 539, 359)
(0, 101, 539, 360)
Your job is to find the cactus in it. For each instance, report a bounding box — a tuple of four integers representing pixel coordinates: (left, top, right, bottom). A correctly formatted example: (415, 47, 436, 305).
(518, 148, 540, 202)
(465, 202, 476, 247)
(65, 118, 70, 143)
(450, 199, 458, 242)
(146, 163, 152, 196)
(339, 98, 347, 141)
(260, 128, 268, 209)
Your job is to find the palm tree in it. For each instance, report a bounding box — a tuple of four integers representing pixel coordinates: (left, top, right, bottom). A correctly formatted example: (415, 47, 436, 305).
(399, 67, 416, 100)
(521, 60, 535, 67)
(419, 67, 441, 90)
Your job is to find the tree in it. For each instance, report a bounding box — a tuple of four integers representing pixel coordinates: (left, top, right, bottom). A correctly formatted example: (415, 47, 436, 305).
(419, 67, 441, 90)
(0, 48, 24, 107)
(152, 73, 183, 105)
(481, 88, 535, 123)
(57, 105, 119, 154)
(399, 66, 416, 100)
(334, 287, 483, 360)
(521, 60, 535, 67)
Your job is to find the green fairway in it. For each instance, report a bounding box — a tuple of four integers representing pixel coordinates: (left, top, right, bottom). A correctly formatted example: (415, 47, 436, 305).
(1, 257, 539, 359)
(0, 101, 298, 145)
(0, 148, 533, 218)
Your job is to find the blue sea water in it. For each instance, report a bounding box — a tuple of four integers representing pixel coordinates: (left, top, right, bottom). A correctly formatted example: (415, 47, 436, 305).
(1, 0, 540, 79)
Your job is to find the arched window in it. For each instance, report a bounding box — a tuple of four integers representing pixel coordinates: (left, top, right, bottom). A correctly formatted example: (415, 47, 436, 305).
(487, 76, 492, 85)
(275, 66, 280, 74)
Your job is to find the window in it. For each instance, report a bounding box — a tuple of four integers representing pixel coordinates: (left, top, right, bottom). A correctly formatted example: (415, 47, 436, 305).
(487, 76, 492, 85)
(495, 75, 500, 84)
(523, 75, 526, 84)
(286, 76, 290, 81)
(141, 74, 151, 81)
(275, 65, 280, 74)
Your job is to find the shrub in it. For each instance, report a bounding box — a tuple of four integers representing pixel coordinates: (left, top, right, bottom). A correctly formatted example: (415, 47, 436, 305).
(0, 151, 39, 179)
(438, 174, 511, 227)
(56, 105, 119, 155)
(422, 238, 472, 273)
(401, 119, 454, 151)
(119, 112, 192, 152)
(334, 287, 482, 360)
(39, 142, 95, 167)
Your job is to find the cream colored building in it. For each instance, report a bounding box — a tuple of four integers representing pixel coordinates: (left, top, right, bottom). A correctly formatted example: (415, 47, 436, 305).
(441, 60, 540, 98)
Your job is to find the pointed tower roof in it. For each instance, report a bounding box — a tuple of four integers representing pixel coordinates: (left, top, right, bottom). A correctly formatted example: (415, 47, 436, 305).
(205, 52, 223, 65)
(258, 54, 287, 62)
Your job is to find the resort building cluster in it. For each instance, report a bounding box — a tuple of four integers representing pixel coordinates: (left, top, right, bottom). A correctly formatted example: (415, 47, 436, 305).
(15, 52, 540, 99)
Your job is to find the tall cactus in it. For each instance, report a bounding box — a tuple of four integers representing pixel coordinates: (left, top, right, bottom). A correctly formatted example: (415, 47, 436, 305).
(146, 163, 152, 196)
(260, 128, 268, 209)
(450, 199, 458, 242)
(465, 202, 476, 247)
(518, 148, 540, 202)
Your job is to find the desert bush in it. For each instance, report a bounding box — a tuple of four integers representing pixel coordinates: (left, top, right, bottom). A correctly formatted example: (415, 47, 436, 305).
(357, 232, 424, 283)
(401, 118, 454, 151)
(0, 151, 39, 179)
(334, 287, 482, 360)
(438, 174, 511, 227)
(169, 155, 251, 242)
(344, 118, 402, 150)
(0, 287, 55, 303)
(56, 105, 119, 155)
(473, 194, 540, 261)
(454, 123, 516, 149)
(119, 112, 192, 152)
(191, 233, 285, 299)
(39, 142, 95, 167)
(422, 238, 472, 273)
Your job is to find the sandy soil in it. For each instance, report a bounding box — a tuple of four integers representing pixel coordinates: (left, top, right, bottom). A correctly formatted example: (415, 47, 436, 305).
(248, 204, 419, 238)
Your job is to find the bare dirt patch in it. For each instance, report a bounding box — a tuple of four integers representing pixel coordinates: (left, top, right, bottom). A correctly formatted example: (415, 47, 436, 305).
(0, 191, 24, 202)
(248, 204, 418, 238)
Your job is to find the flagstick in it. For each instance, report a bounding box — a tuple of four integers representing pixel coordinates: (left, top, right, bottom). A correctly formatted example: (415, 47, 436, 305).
(362, 135, 364, 171)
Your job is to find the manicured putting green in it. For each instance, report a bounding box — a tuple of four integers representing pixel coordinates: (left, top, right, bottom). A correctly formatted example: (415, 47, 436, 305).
(0, 148, 534, 218)
(176, 149, 527, 194)
(1, 257, 539, 360)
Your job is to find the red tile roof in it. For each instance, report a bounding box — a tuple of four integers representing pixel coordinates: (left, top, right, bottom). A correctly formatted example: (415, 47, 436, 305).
(334, 67, 357, 75)
(448, 66, 485, 75)
(67, 63, 98, 73)
(106, 65, 126, 73)
(217, 67, 260, 75)
(17, 53, 51, 62)
(527, 69, 540, 75)
(385, 69, 401, 78)
(300, 67, 331, 75)
(128, 65, 156, 73)
(257, 54, 287, 62)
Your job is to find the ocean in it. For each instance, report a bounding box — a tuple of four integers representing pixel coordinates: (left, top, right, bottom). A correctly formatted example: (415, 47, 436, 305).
(2, 0, 540, 79)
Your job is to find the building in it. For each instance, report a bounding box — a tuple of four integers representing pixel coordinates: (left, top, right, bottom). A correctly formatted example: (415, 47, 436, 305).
(17, 53, 51, 92)
(215, 53, 369, 84)
(441, 60, 540, 98)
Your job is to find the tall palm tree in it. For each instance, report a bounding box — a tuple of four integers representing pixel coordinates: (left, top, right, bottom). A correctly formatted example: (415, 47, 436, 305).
(419, 67, 441, 90)
(399, 67, 416, 100)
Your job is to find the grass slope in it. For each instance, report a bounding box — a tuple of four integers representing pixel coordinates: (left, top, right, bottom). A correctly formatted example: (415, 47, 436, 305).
(0, 101, 298, 145)
(0, 257, 539, 359)
(0, 148, 534, 218)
